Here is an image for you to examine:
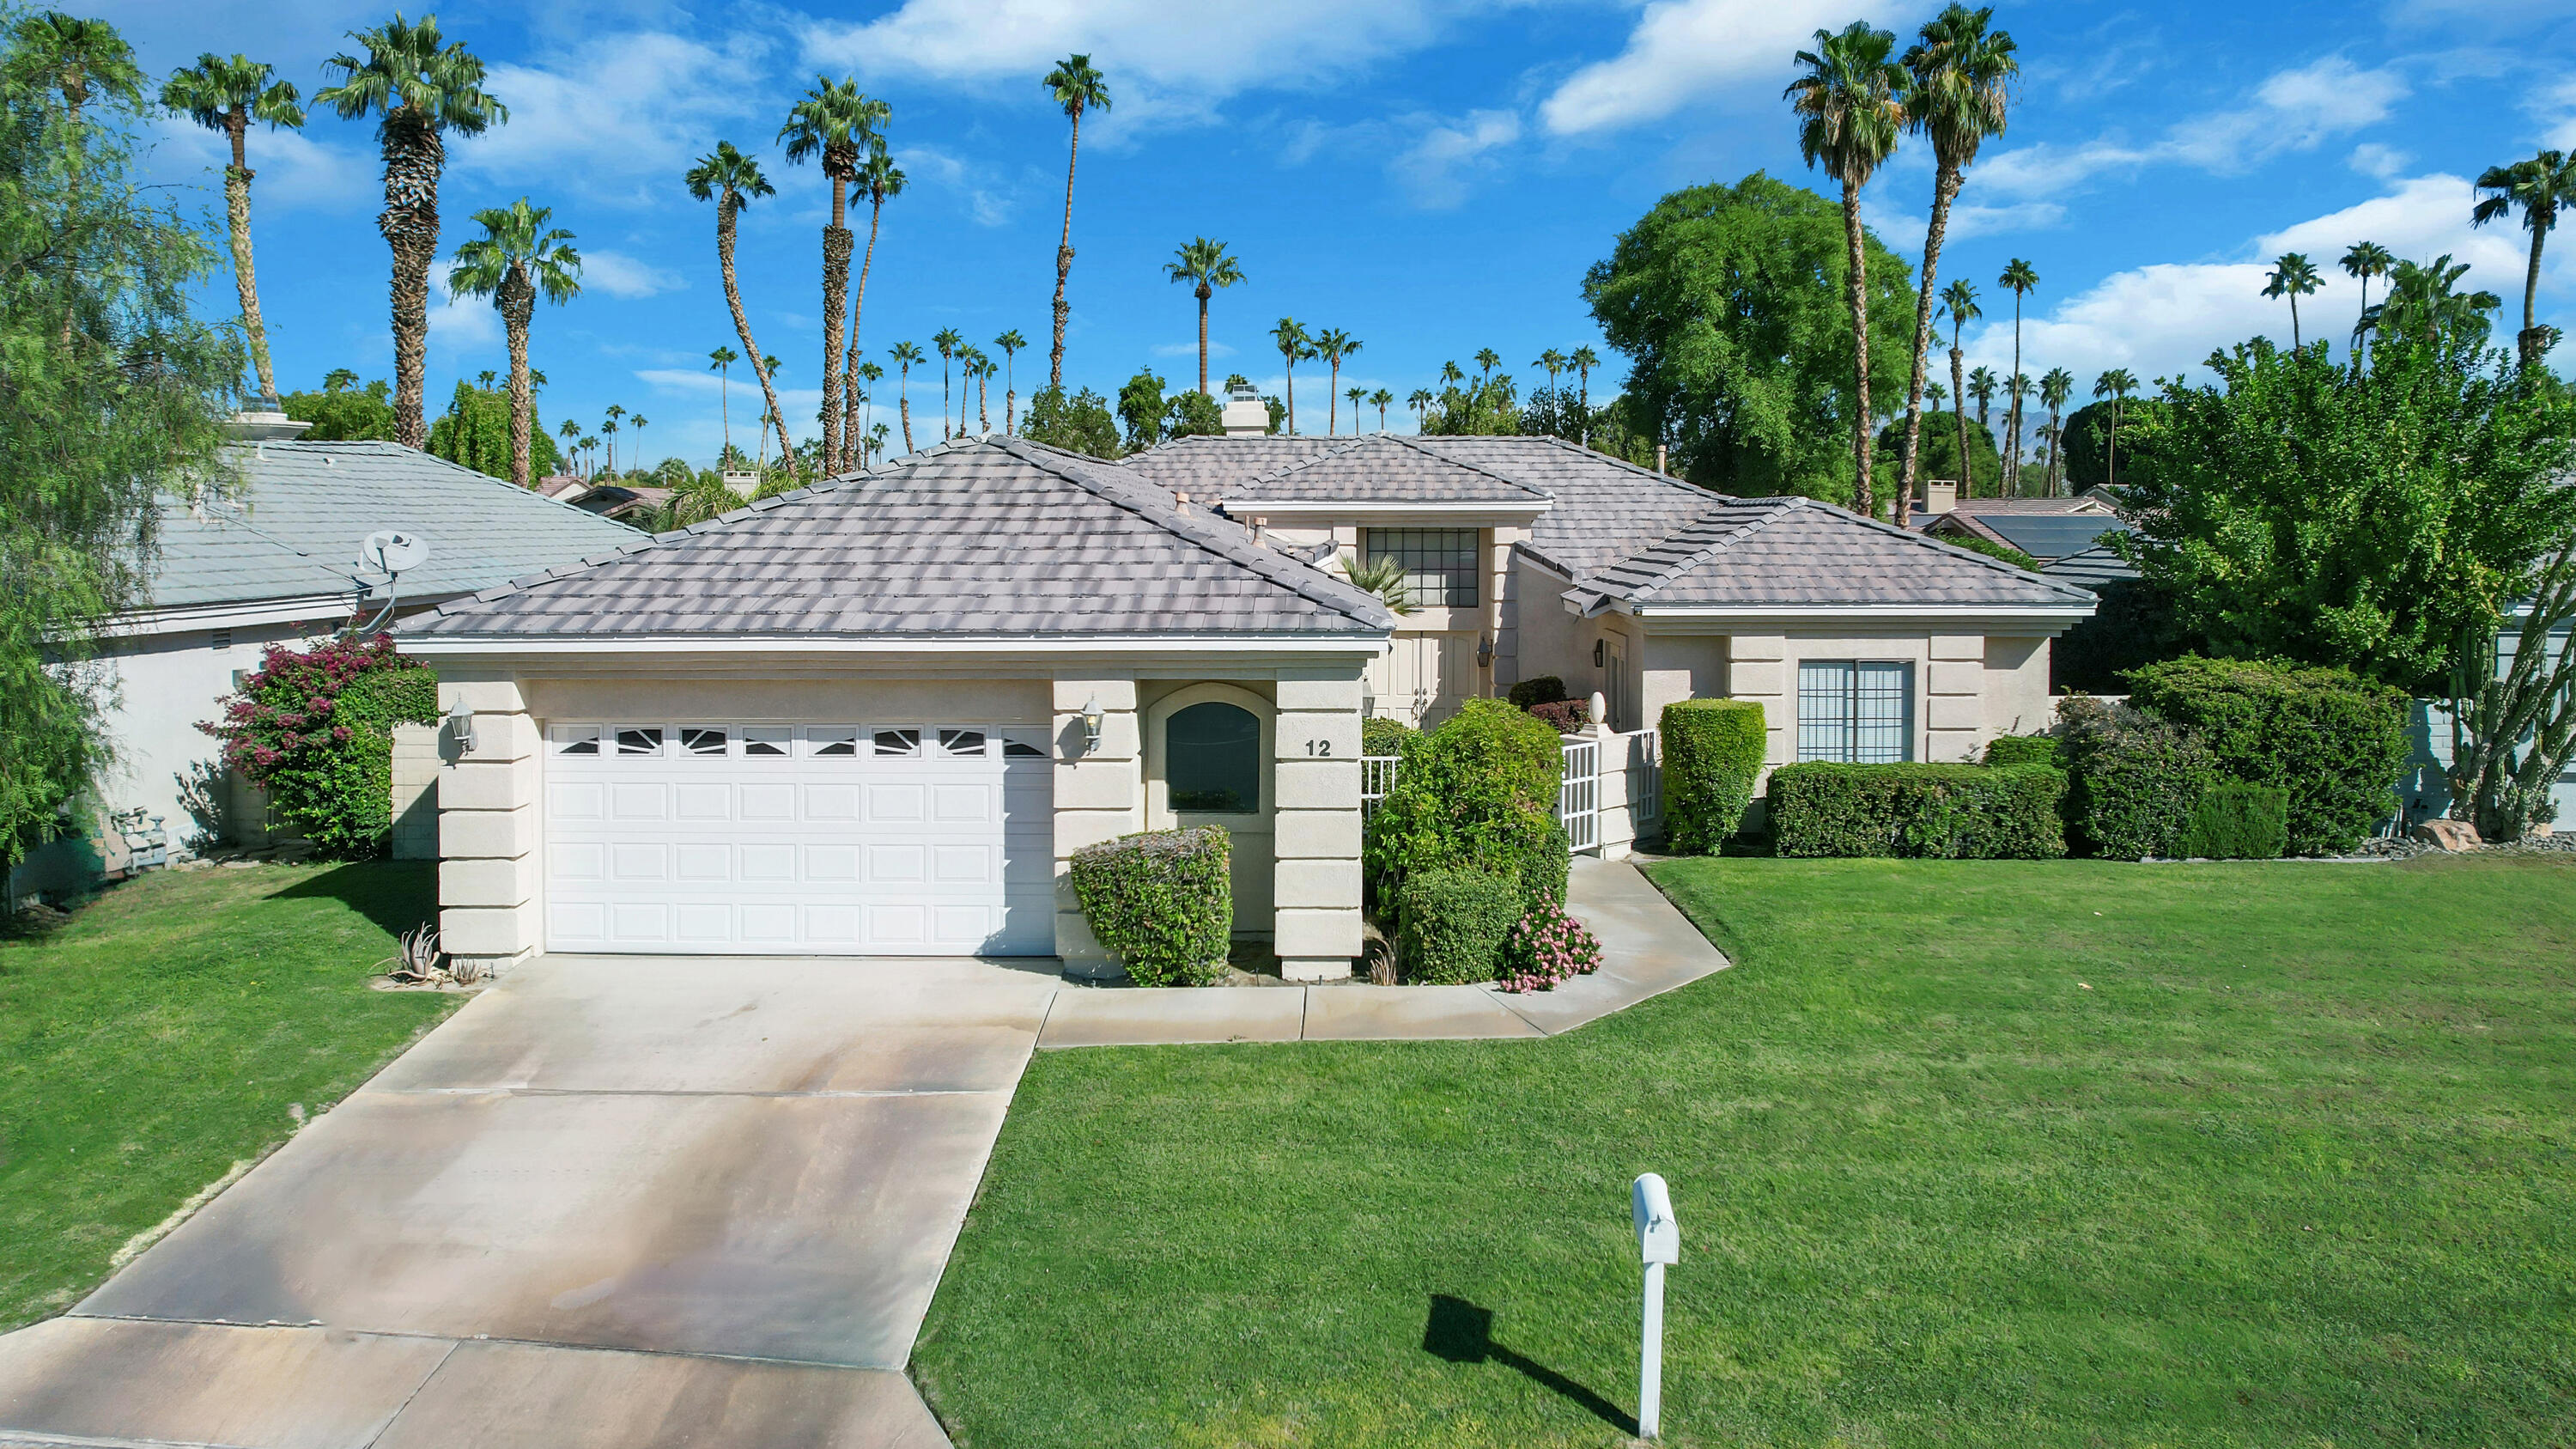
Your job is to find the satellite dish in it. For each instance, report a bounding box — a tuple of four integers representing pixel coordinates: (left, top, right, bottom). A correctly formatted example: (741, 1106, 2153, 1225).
(359, 529, 429, 577)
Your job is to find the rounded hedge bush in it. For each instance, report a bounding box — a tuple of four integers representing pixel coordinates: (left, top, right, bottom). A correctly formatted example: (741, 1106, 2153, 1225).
(2124, 656, 2406, 855)
(1070, 827, 1232, 986)
(1395, 867, 1521, 983)
(1660, 698, 1765, 854)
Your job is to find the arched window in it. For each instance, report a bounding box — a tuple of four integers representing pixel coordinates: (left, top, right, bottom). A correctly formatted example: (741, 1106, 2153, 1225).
(1166, 702, 1261, 813)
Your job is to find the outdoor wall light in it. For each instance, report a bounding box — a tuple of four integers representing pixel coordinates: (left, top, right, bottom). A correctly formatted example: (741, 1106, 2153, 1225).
(1477, 635, 1494, 669)
(1594, 639, 1607, 668)
(1080, 694, 1105, 755)
(447, 697, 477, 755)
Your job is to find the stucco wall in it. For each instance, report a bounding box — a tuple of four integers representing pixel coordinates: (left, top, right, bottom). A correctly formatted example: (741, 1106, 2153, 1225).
(88, 618, 325, 856)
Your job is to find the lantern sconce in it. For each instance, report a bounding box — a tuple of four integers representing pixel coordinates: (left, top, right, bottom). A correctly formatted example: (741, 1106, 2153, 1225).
(1080, 694, 1105, 755)
(447, 697, 477, 755)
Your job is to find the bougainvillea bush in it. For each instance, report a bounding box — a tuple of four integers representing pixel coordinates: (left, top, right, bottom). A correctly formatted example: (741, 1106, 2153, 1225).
(1495, 893, 1605, 994)
(200, 633, 437, 857)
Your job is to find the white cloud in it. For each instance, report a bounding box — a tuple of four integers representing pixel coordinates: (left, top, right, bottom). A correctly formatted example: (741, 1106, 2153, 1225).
(580, 250, 683, 300)
(456, 33, 773, 200)
(2537, 74, 2576, 151)
(1152, 339, 1237, 360)
(1393, 109, 1522, 209)
(148, 117, 371, 215)
(2348, 143, 2411, 180)
(893, 145, 1015, 227)
(1947, 201, 2067, 240)
(1540, 0, 1930, 137)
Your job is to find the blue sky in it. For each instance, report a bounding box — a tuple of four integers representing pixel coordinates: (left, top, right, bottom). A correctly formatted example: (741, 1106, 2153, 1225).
(109, 0, 2576, 469)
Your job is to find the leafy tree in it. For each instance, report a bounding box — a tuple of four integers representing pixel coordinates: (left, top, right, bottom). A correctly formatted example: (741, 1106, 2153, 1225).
(684, 141, 793, 481)
(427, 379, 562, 481)
(1423, 374, 1522, 435)
(445, 197, 579, 487)
(3, 24, 240, 870)
(1116, 364, 1166, 452)
(1896, 3, 2016, 510)
(1165, 236, 1242, 397)
(1583, 172, 1917, 507)
(1787, 21, 1907, 522)
(1873, 412, 2000, 495)
(160, 52, 302, 401)
(2061, 391, 2157, 490)
(1163, 387, 1222, 439)
(1041, 53, 1108, 392)
(2470, 149, 2574, 373)
(283, 374, 398, 441)
(2121, 335, 2576, 691)
(1022, 385, 1120, 459)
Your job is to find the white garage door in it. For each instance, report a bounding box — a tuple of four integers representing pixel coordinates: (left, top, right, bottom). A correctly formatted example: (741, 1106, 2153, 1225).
(543, 721, 1054, 956)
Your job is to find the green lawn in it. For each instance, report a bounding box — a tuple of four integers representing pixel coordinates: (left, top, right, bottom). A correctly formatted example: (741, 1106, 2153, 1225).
(915, 856, 2576, 1447)
(0, 861, 458, 1330)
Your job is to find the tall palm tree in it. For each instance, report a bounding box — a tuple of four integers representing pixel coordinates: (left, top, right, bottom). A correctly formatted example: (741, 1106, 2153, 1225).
(446, 198, 577, 490)
(629, 414, 647, 469)
(1345, 386, 1365, 432)
(993, 330, 1026, 432)
(557, 417, 580, 477)
(602, 403, 623, 473)
(2038, 366, 2073, 496)
(1316, 328, 1360, 434)
(1925, 381, 1947, 410)
(1966, 365, 1997, 430)
(1042, 53, 1109, 392)
(1370, 387, 1394, 432)
(13, 11, 141, 125)
(1897, 4, 2015, 511)
(2262, 251, 2323, 350)
(1165, 237, 1245, 395)
(932, 327, 962, 441)
(854, 360, 882, 455)
(318, 15, 507, 450)
(1996, 257, 2038, 493)
(1407, 387, 1434, 430)
(842, 143, 905, 460)
(1473, 347, 1501, 387)
(1570, 344, 1600, 444)
(2341, 240, 2395, 366)
(781, 76, 885, 472)
(1939, 278, 1980, 496)
(868, 422, 890, 465)
(161, 53, 303, 403)
(1273, 318, 1312, 434)
(1789, 20, 1909, 521)
(957, 344, 987, 435)
(2091, 368, 2136, 487)
(976, 354, 997, 434)
(1535, 348, 1567, 398)
(890, 340, 923, 454)
(684, 141, 793, 482)
(707, 346, 738, 460)
(2004, 370, 2033, 493)
(2363, 254, 2505, 350)
(2472, 149, 2576, 371)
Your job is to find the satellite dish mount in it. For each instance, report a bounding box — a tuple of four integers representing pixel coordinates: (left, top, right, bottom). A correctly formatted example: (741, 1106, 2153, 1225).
(349, 529, 432, 635)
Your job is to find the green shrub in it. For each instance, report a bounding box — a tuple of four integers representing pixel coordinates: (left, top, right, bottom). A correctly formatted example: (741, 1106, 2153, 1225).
(1982, 733, 2061, 768)
(1767, 762, 2067, 859)
(1394, 867, 1522, 983)
(1506, 676, 1568, 710)
(1361, 715, 1414, 757)
(2058, 695, 2217, 860)
(2183, 782, 2289, 859)
(1364, 698, 1567, 908)
(200, 633, 438, 857)
(1068, 827, 1233, 986)
(2124, 656, 2407, 855)
(1528, 697, 1589, 732)
(1661, 699, 1766, 854)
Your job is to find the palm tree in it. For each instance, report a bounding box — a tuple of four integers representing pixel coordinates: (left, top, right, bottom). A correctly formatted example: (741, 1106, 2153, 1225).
(1370, 387, 1394, 432)
(1407, 387, 1434, 430)
(994, 330, 1026, 433)
(629, 414, 647, 468)
(1996, 258, 2038, 493)
(2340, 240, 2395, 365)
(2038, 367, 2073, 496)
(708, 345, 738, 459)
(1316, 328, 1360, 433)
(1789, 20, 1909, 521)
(446, 199, 577, 489)
(842, 143, 905, 460)
(1473, 347, 1501, 387)
(2262, 252, 2323, 350)
(1926, 381, 1947, 410)
(1570, 344, 1601, 444)
(1897, 4, 2016, 512)
(781, 76, 885, 472)
(1535, 348, 1567, 399)
(602, 403, 623, 473)
(2091, 368, 2136, 487)
(2004, 371, 2033, 493)
(13, 11, 141, 125)
(161, 54, 304, 403)
(556, 417, 580, 477)
(318, 15, 507, 450)
(890, 340, 923, 453)
(1272, 318, 1312, 434)
(932, 327, 963, 441)
(1346, 386, 1366, 431)
(1939, 279, 1980, 496)
(685, 141, 794, 483)
(1165, 237, 1245, 395)
(1966, 365, 1997, 430)
(1042, 53, 1110, 392)
(2472, 150, 2576, 371)
(853, 361, 882, 454)
(957, 344, 988, 435)
(2363, 254, 2505, 350)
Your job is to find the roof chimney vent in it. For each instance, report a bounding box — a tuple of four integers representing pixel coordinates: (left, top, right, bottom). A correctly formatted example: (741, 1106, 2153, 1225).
(1220, 380, 1268, 439)
(225, 395, 312, 441)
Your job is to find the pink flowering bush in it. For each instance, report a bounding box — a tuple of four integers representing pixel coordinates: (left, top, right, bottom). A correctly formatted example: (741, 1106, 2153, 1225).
(199, 633, 436, 857)
(1495, 893, 1605, 993)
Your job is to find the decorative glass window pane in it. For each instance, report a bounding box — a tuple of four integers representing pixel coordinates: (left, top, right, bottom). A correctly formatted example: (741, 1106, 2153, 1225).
(808, 727, 860, 758)
(1001, 734, 1047, 758)
(1364, 528, 1479, 607)
(873, 728, 921, 757)
(551, 727, 600, 756)
(1796, 661, 1912, 764)
(1166, 702, 1260, 813)
(939, 728, 987, 758)
(681, 727, 729, 757)
(742, 727, 792, 757)
(615, 728, 663, 756)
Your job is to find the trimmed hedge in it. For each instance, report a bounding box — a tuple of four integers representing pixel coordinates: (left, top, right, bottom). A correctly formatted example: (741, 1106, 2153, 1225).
(2059, 695, 2218, 860)
(1069, 827, 1232, 986)
(2125, 656, 2406, 855)
(1506, 676, 1568, 710)
(2184, 782, 2289, 860)
(1365, 698, 1568, 906)
(1395, 867, 1522, 983)
(1767, 762, 2068, 859)
(1661, 698, 1765, 854)
(1982, 733, 2062, 768)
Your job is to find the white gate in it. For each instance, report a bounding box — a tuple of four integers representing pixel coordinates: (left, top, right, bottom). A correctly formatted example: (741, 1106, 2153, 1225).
(1559, 738, 1599, 853)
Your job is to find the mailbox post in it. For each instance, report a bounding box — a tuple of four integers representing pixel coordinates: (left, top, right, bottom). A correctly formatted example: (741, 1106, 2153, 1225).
(1631, 1172, 1679, 1439)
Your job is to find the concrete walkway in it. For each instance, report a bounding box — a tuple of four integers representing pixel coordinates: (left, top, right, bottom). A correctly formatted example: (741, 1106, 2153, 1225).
(0, 858, 1723, 1449)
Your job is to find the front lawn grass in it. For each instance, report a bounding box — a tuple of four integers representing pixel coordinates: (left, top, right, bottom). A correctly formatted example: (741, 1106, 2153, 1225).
(0, 861, 457, 1330)
(915, 856, 2576, 1447)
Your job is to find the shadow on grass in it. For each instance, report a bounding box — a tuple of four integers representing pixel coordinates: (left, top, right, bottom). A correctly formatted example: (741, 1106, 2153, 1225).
(1424, 1294, 1635, 1436)
(267, 860, 436, 941)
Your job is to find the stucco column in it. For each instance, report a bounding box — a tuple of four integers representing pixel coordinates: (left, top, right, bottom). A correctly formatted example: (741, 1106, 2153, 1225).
(1726, 635, 1792, 775)
(1272, 668, 1363, 981)
(1052, 677, 1142, 980)
(1490, 524, 1527, 691)
(1927, 634, 1984, 763)
(437, 678, 541, 977)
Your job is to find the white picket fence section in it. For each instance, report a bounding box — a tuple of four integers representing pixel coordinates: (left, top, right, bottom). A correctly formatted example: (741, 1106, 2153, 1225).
(1358, 727, 1663, 859)
(1559, 739, 1601, 851)
(1361, 755, 1400, 814)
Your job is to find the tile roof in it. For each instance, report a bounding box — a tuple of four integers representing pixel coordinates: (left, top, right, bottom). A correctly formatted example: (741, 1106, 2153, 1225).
(147, 441, 643, 611)
(2040, 543, 2140, 590)
(1119, 435, 1340, 499)
(1939, 511, 2125, 563)
(1404, 435, 1720, 576)
(404, 437, 1396, 642)
(1218, 434, 1550, 505)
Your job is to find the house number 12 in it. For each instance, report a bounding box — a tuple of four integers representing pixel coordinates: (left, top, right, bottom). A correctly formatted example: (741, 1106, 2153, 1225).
(1305, 740, 1334, 756)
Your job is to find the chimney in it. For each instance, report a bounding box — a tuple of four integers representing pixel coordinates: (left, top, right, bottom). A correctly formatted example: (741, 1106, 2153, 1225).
(1920, 479, 1958, 516)
(224, 395, 311, 441)
(1220, 380, 1268, 438)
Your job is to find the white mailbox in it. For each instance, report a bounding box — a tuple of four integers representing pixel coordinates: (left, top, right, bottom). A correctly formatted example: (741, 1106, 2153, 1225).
(1630, 1172, 1678, 1439)
(1632, 1172, 1680, 1265)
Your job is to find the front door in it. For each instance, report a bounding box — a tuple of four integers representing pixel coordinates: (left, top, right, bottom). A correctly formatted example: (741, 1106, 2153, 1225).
(1163, 699, 1273, 935)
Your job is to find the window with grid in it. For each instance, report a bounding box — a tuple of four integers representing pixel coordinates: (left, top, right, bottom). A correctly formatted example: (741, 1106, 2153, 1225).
(1363, 528, 1479, 607)
(1796, 661, 1912, 763)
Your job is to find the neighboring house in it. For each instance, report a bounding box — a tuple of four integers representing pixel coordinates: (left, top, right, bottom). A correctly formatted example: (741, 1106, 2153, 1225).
(2040, 542, 2140, 592)
(1919, 496, 2125, 565)
(400, 426, 2093, 983)
(5, 419, 640, 905)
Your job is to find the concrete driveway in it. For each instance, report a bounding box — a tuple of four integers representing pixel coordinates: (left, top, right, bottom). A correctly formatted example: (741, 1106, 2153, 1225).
(0, 955, 1062, 1449)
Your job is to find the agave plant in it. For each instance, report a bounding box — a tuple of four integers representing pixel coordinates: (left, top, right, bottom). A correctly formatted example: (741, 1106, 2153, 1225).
(1340, 552, 1416, 615)
(378, 923, 449, 983)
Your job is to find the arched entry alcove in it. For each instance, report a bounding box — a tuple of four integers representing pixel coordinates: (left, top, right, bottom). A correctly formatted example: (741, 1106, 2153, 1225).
(1144, 683, 1275, 937)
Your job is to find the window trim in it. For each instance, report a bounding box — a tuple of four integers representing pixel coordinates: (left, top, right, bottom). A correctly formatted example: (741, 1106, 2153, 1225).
(1362, 527, 1482, 609)
(1795, 660, 1915, 764)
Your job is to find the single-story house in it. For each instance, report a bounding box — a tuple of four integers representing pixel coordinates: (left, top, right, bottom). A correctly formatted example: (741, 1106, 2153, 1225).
(5, 413, 640, 905)
(402, 416, 2093, 983)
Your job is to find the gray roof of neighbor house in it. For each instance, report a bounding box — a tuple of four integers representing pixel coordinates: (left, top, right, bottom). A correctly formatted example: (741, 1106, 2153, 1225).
(1218, 434, 1550, 505)
(404, 437, 1397, 642)
(2042, 543, 2141, 589)
(1406, 435, 1719, 576)
(146, 441, 642, 612)
(1119, 434, 1340, 497)
(1933, 510, 2125, 563)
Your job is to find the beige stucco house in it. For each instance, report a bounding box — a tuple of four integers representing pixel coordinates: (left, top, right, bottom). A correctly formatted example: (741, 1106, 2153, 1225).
(401, 425, 2092, 983)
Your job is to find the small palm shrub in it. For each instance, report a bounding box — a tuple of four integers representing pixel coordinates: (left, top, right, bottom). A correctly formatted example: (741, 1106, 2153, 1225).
(1496, 894, 1604, 994)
